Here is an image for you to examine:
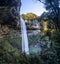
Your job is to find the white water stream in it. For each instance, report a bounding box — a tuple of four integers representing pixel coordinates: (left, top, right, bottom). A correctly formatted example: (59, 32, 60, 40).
(20, 17, 29, 54)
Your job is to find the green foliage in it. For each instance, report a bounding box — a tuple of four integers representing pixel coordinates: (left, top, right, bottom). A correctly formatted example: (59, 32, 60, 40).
(0, 29, 59, 64)
(38, 0, 60, 29)
(21, 13, 38, 21)
(0, 26, 60, 64)
(52, 31, 60, 63)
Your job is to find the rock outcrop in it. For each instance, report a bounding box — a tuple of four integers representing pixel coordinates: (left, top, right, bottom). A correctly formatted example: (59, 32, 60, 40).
(0, 0, 21, 37)
(0, 0, 21, 26)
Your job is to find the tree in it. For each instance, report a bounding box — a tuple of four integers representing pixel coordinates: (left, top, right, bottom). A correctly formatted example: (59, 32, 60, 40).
(37, 0, 60, 29)
(21, 13, 38, 21)
(35, 0, 60, 63)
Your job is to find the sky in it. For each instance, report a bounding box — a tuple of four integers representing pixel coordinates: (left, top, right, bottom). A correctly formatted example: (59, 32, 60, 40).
(20, 0, 47, 16)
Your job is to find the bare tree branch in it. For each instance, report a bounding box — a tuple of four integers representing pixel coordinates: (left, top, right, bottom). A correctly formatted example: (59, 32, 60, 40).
(38, 0, 46, 4)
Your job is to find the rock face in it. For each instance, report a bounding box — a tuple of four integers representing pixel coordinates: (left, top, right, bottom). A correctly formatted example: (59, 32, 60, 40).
(0, 0, 21, 26)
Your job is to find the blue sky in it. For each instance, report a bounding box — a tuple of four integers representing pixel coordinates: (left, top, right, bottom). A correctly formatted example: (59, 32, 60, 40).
(20, 0, 46, 16)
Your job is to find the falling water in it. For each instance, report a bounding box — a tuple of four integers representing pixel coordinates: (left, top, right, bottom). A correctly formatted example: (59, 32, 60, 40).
(20, 17, 29, 55)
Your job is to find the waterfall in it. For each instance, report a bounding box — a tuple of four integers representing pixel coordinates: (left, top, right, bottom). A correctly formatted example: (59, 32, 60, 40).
(20, 17, 29, 55)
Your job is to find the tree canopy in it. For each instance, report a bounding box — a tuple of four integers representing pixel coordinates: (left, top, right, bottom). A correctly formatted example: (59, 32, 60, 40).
(21, 13, 38, 21)
(37, 0, 60, 29)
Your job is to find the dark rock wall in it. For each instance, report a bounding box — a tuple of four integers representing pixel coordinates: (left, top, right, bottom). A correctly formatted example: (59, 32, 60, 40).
(0, 0, 21, 26)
